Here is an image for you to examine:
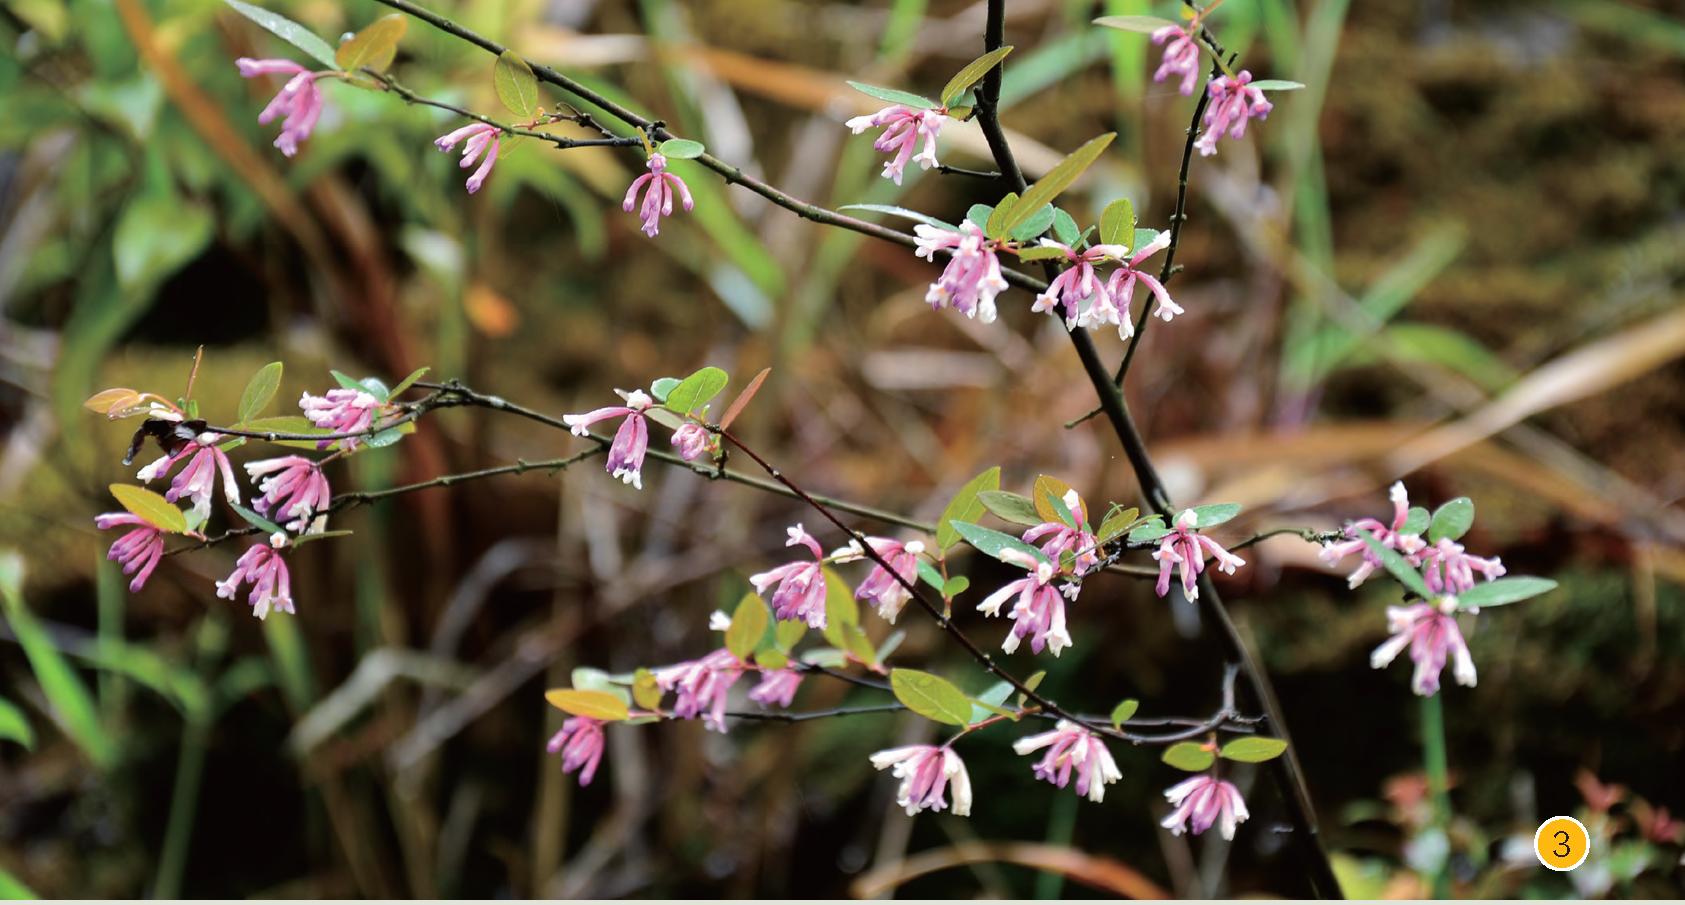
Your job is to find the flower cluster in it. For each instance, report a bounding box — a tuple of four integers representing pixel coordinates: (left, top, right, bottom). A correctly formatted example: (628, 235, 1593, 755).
(749, 524, 833, 627)
(435, 122, 503, 194)
(1162, 774, 1251, 840)
(871, 744, 972, 816)
(1370, 599, 1477, 696)
(215, 533, 295, 620)
(135, 433, 240, 524)
(913, 222, 1008, 323)
(1151, 26, 1203, 96)
(846, 104, 946, 185)
(1195, 71, 1274, 157)
(1151, 509, 1246, 601)
(623, 152, 694, 237)
(1012, 720, 1122, 803)
(977, 547, 1076, 657)
(236, 58, 328, 157)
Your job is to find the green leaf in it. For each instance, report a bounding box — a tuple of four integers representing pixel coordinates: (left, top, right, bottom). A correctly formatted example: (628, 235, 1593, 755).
(1127, 519, 1170, 544)
(950, 521, 1048, 566)
(1093, 13, 1180, 34)
(228, 502, 285, 537)
(838, 622, 879, 668)
(1428, 497, 1474, 543)
(799, 647, 848, 668)
(943, 575, 970, 597)
(237, 361, 283, 424)
(1220, 736, 1289, 763)
(1355, 529, 1430, 598)
(1032, 475, 1076, 524)
(838, 204, 957, 232)
(223, 0, 338, 68)
(752, 649, 789, 670)
(1095, 506, 1140, 544)
(0, 554, 114, 768)
(658, 138, 706, 159)
(0, 866, 38, 898)
(725, 593, 770, 660)
(1099, 198, 1135, 247)
(1401, 506, 1431, 536)
(889, 668, 973, 726)
(570, 667, 632, 705)
(1161, 741, 1215, 772)
(108, 483, 187, 534)
(1008, 203, 1057, 242)
(846, 80, 939, 109)
(940, 45, 1013, 106)
(1189, 503, 1242, 529)
(665, 366, 729, 416)
(544, 688, 629, 721)
(631, 668, 662, 710)
(1249, 79, 1306, 91)
(1051, 208, 1081, 246)
(363, 420, 414, 449)
(493, 50, 540, 119)
(999, 133, 1115, 234)
(1040, 484, 1078, 530)
(649, 377, 681, 401)
(936, 466, 1001, 551)
(1015, 245, 1068, 262)
(0, 696, 34, 750)
(386, 366, 430, 400)
(1453, 577, 1557, 609)
(978, 490, 1042, 527)
(820, 565, 859, 649)
(775, 618, 807, 650)
(915, 557, 946, 591)
(1109, 698, 1139, 729)
(985, 193, 1020, 240)
(965, 203, 994, 230)
(334, 13, 405, 73)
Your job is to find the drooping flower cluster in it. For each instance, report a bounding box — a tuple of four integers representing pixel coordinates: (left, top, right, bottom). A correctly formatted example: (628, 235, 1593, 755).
(563, 390, 655, 489)
(435, 122, 503, 194)
(1418, 537, 1506, 596)
(1021, 490, 1101, 577)
(94, 513, 165, 592)
(1162, 774, 1250, 840)
(300, 388, 386, 450)
(977, 547, 1075, 656)
(913, 222, 1008, 323)
(837, 536, 925, 623)
(747, 668, 803, 708)
(1151, 509, 1246, 601)
(1012, 720, 1122, 803)
(623, 153, 694, 237)
(1151, 26, 1203, 96)
(846, 104, 946, 185)
(1370, 599, 1477, 696)
(1319, 483, 1505, 595)
(136, 433, 240, 524)
(547, 716, 606, 787)
(870, 744, 973, 817)
(1195, 71, 1274, 157)
(235, 58, 327, 157)
(655, 647, 745, 733)
(247, 456, 331, 533)
(215, 533, 294, 620)
(748, 524, 831, 628)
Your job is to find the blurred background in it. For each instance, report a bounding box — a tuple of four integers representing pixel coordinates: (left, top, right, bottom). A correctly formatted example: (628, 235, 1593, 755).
(3, 0, 1684, 897)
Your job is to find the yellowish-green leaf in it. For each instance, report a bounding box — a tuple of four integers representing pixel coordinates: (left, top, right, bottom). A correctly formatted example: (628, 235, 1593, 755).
(1109, 698, 1139, 729)
(544, 688, 629, 721)
(1162, 741, 1215, 771)
(109, 484, 187, 534)
(999, 133, 1116, 235)
(237, 361, 283, 424)
(1032, 475, 1075, 524)
(1219, 736, 1289, 763)
(940, 45, 1013, 106)
(889, 668, 973, 726)
(335, 13, 406, 73)
(631, 668, 662, 710)
(725, 593, 770, 660)
(493, 50, 539, 119)
(1100, 198, 1135, 247)
(83, 387, 143, 417)
(936, 466, 1001, 550)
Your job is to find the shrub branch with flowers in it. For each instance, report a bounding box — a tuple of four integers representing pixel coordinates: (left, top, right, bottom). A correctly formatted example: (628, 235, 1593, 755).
(77, 0, 1563, 896)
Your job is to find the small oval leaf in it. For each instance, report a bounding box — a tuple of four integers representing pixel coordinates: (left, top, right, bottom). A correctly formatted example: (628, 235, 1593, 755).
(658, 138, 705, 159)
(238, 361, 284, 424)
(1453, 576, 1557, 609)
(335, 13, 406, 73)
(665, 366, 729, 416)
(1428, 497, 1474, 543)
(544, 688, 629, 721)
(978, 490, 1041, 527)
(493, 50, 539, 119)
(1161, 741, 1216, 772)
(936, 467, 1000, 551)
(109, 484, 187, 534)
(940, 45, 1013, 107)
(1109, 698, 1139, 729)
(1100, 198, 1135, 247)
(1219, 736, 1289, 763)
(890, 668, 973, 726)
(725, 593, 770, 660)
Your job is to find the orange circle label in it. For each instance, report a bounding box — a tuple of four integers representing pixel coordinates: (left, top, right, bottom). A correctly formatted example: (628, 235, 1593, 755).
(1535, 815, 1590, 871)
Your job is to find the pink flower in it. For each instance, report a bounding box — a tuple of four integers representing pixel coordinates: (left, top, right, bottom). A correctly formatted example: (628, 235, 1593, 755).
(1319, 482, 1426, 589)
(655, 647, 744, 732)
(1151, 509, 1246, 601)
(215, 536, 294, 620)
(1012, 720, 1122, 803)
(747, 668, 802, 708)
(670, 422, 714, 462)
(299, 388, 384, 450)
(1020, 490, 1100, 577)
(845, 104, 945, 185)
(94, 512, 165, 592)
(748, 524, 830, 628)
(622, 153, 694, 237)
(435, 122, 502, 194)
(236, 58, 326, 157)
(1162, 774, 1250, 840)
(246, 456, 331, 533)
(1151, 26, 1203, 96)
(977, 549, 1074, 656)
(1370, 600, 1476, 696)
(546, 716, 606, 786)
(1101, 230, 1181, 333)
(1030, 240, 1131, 330)
(839, 536, 925, 623)
(869, 745, 972, 817)
(1195, 70, 1273, 157)
(563, 390, 655, 489)
(1418, 537, 1505, 596)
(914, 222, 1007, 323)
(136, 435, 240, 524)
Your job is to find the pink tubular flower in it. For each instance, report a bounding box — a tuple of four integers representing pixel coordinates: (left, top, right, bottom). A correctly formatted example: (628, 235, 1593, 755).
(1021, 490, 1100, 577)
(1101, 230, 1182, 333)
(1418, 537, 1505, 596)
(1012, 720, 1122, 803)
(94, 513, 165, 592)
(747, 668, 802, 708)
(563, 390, 655, 489)
(1151, 26, 1203, 96)
(1152, 509, 1246, 601)
(622, 153, 694, 237)
(914, 222, 1007, 322)
(1370, 599, 1476, 696)
(1319, 482, 1427, 589)
(435, 122, 502, 194)
(840, 536, 925, 623)
(300, 388, 384, 450)
(869, 744, 972, 817)
(546, 716, 606, 786)
(671, 422, 714, 462)
(1195, 70, 1273, 157)
(136, 436, 240, 524)
(1162, 774, 1250, 840)
(748, 524, 830, 628)
(845, 104, 945, 185)
(215, 536, 294, 620)
(235, 58, 325, 157)
(246, 456, 331, 533)
(655, 647, 744, 732)
(1030, 240, 1131, 330)
(977, 549, 1074, 656)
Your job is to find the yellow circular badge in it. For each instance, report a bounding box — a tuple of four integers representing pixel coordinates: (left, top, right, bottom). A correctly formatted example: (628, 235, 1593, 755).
(1535, 815, 1590, 871)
